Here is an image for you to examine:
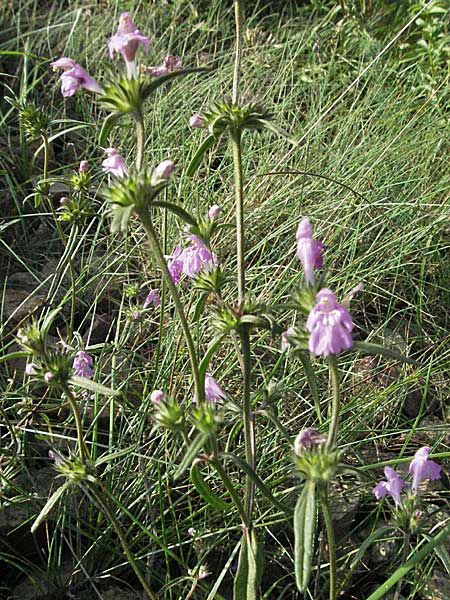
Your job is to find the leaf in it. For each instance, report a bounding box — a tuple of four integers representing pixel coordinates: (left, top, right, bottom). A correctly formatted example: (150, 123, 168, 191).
(234, 529, 264, 600)
(69, 376, 120, 396)
(193, 294, 208, 323)
(141, 67, 211, 101)
(110, 204, 134, 234)
(31, 481, 70, 533)
(95, 445, 138, 467)
(185, 135, 217, 177)
(294, 480, 317, 592)
(174, 433, 208, 480)
(99, 113, 121, 146)
(233, 532, 249, 600)
(199, 333, 227, 378)
(190, 462, 230, 512)
(223, 452, 292, 516)
(351, 341, 420, 366)
(257, 118, 298, 145)
(151, 200, 198, 227)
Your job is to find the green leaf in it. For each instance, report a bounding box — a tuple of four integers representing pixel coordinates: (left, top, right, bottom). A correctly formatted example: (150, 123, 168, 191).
(111, 204, 134, 234)
(185, 135, 217, 177)
(294, 480, 317, 592)
(233, 532, 249, 600)
(151, 200, 198, 227)
(31, 481, 70, 533)
(199, 333, 227, 378)
(257, 118, 298, 145)
(141, 67, 211, 102)
(351, 340, 420, 366)
(0, 351, 28, 364)
(190, 462, 230, 512)
(174, 433, 209, 480)
(95, 445, 138, 467)
(99, 112, 121, 146)
(223, 452, 292, 516)
(69, 376, 120, 396)
(234, 529, 264, 600)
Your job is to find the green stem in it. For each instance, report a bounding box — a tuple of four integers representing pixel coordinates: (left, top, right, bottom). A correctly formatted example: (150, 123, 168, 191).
(232, 0, 244, 105)
(137, 209, 203, 404)
(231, 129, 245, 303)
(240, 328, 255, 519)
(89, 482, 158, 600)
(320, 485, 337, 600)
(393, 531, 410, 600)
(62, 384, 91, 464)
(326, 355, 340, 450)
(210, 457, 249, 527)
(135, 109, 145, 172)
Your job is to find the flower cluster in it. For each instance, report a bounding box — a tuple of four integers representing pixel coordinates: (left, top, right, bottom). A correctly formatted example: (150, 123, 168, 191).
(73, 351, 94, 379)
(373, 447, 441, 507)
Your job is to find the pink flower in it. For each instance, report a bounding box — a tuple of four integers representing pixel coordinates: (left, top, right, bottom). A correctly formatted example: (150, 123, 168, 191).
(409, 447, 441, 492)
(132, 310, 141, 320)
(190, 114, 204, 128)
(73, 350, 94, 378)
(144, 54, 181, 77)
(150, 390, 165, 404)
(44, 372, 53, 383)
(281, 327, 295, 351)
(25, 363, 37, 376)
(50, 58, 103, 97)
(306, 288, 353, 356)
(180, 235, 217, 277)
(102, 148, 129, 178)
(167, 244, 184, 283)
(143, 289, 161, 308)
(296, 218, 323, 285)
(204, 373, 226, 404)
(208, 204, 221, 219)
(109, 12, 149, 78)
(294, 429, 326, 455)
(154, 159, 175, 180)
(79, 160, 89, 173)
(373, 466, 408, 507)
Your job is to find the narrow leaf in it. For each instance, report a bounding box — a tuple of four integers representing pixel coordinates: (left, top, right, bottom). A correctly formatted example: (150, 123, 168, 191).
(351, 341, 420, 366)
(233, 533, 249, 600)
(190, 463, 230, 512)
(258, 118, 298, 145)
(295, 480, 317, 592)
(141, 67, 210, 101)
(99, 113, 121, 146)
(151, 200, 198, 227)
(69, 376, 120, 396)
(174, 433, 208, 480)
(199, 333, 227, 378)
(223, 452, 292, 516)
(185, 135, 217, 177)
(31, 482, 70, 533)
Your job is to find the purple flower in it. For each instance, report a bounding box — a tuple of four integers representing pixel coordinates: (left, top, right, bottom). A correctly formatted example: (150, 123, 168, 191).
(132, 310, 141, 320)
(190, 114, 204, 128)
(204, 373, 226, 404)
(102, 148, 129, 178)
(25, 363, 37, 376)
(409, 447, 441, 492)
(294, 428, 326, 455)
(154, 159, 175, 180)
(167, 244, 184, 283)
(150, 390, 165, 404)
(44, 371, 53, 383)
(50, 58, 103, 97)
(373, 466, 408, 507)
(180, 235, 217, 278)
(208, 204, 221, 219)
(79, 160, 89, 173)
(73, 350, 94, 378)
(144, 54, 181, 77)
(306, 288, 353, 356)
(296, 218, 323, 285)
(281, 327, 295, 351)
(109, 12, 149, 78)
(143, 288, 161, 308)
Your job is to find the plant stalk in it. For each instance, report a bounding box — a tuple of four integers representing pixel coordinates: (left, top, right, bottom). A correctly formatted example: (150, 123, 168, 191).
(137, 209, 203, 404)
(135, 109, 145, 172)
(320, 485, 337, 600)
(210, 457, 249, 526)
(62, 384, 91, 464)
(232, 0, 244, 105)
(326, 355, 340, 449)
(89, 482, 158, 600)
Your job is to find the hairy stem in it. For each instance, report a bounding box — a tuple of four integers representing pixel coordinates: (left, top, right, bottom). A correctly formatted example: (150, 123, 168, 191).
(137, 209, 203, 404)
(210, 457, 249, 526)
(241, 328, 255, 518)
(231, 129, 246, 303)
(61, 385, 91, 464)
(135, 109, 145, 172)
(320, 485, 337, 600)
(89, 482, 158, 600)
(326, 354, 340, 449)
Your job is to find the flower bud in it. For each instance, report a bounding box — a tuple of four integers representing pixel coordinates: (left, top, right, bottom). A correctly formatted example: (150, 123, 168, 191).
(154, 159, 175, 180)
(25, 363, 37, 376)
(190, 114, 204, 128)
(150, 390, 164, 404)
(294, 429, 326, 456)
(79, 160, 89, 173)
(208, 204, 221, 219)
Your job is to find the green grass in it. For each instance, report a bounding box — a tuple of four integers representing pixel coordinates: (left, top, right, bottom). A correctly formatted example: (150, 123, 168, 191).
(1, 1, 449, 599)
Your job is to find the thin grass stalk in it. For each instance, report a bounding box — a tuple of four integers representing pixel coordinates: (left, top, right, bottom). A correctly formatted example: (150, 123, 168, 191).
(393, 531, 410, 600)
(232, 0, 243, 105)
(61, 384, 91, 464)
(137, 208, 203, 404)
